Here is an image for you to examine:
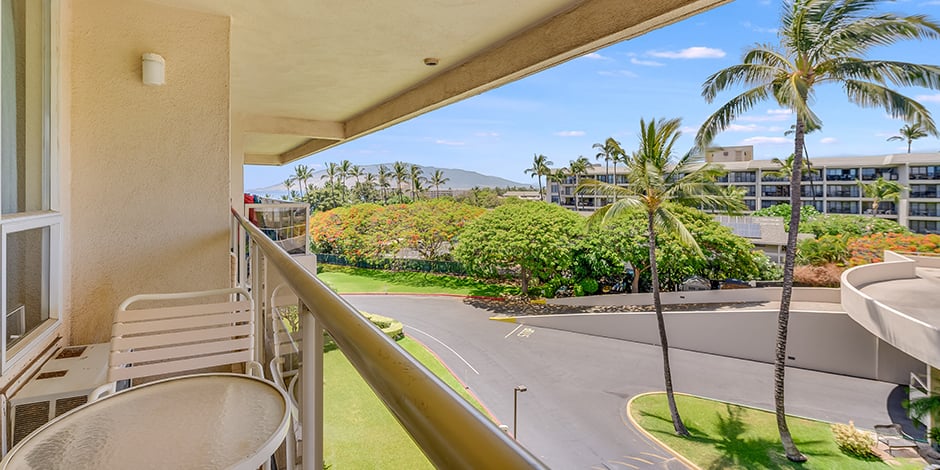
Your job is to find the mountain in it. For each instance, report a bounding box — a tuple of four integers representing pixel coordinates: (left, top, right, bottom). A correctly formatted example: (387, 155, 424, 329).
(249, 163, 531, 194)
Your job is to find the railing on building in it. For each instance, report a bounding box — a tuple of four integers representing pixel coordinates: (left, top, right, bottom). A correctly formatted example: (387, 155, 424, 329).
(231, 209, 546, 470)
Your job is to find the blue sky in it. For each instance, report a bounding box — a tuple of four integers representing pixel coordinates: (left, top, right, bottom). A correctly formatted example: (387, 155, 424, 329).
(244, 0, 940, 190)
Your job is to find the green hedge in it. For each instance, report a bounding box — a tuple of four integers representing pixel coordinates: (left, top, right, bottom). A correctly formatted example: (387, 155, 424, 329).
(316, 253, 467, 275)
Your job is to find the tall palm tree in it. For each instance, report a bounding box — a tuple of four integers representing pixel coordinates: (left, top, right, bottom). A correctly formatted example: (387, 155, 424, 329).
(568, 156, 592, 209)
(592, 140, 613, 181)
(581, 117, 743, 438)
(429, 169, 450, 198)
(392, 161, 408, 202)
(338, 160, 353, 202)
(349, 165, 363, 185)
(888, 119, 930, 153)
(293, 164, 313, 198)
(525, 154, 553, 198)
(696, 0, 940, 461)
(321, 162, 339, 203)
(409, 164, 425, 200)
(377, 165, 392, 204)
(283, 176, 296, 200)
(858, 176, 905, 214)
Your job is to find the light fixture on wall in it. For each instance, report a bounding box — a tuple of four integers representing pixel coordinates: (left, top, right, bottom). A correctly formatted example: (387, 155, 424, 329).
(142, 53, 165, 86)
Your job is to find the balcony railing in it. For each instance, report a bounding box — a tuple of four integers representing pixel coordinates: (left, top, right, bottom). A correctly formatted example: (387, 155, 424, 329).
(231, 209, 546, 470)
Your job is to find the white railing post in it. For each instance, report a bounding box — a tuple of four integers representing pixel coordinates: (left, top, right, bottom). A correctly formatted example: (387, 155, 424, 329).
(251, 243, 266, 366)
(301, 301, 323, 470)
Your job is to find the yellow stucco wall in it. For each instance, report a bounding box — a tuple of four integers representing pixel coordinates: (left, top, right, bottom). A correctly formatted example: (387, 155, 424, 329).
(68, 0, 231, 344)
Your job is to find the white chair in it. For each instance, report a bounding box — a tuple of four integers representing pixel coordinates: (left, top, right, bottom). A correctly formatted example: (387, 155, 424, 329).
(269, 284, 305, 469)
(90, 287, 262, 401)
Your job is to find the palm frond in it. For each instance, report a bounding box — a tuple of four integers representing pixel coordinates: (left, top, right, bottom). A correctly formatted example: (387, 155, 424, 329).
(702, 61, 784, 102)
(826, 59, 940, 89)
(842, 79, 938, 135)
(654, 206, 703, 258)
(696, 85, 772, 149)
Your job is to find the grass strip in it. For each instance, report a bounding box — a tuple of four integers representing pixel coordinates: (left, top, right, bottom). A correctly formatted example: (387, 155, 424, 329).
(630, 393, 922, 470)
(324, 336, 489, 468)
(317, 264, 518, 297)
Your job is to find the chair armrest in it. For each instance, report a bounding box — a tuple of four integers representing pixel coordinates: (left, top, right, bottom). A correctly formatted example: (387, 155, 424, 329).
(246, 360, 264, 378)
(88, 382, 116, 402)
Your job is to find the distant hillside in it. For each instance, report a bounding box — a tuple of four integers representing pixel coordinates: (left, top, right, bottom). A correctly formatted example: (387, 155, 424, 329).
(250, 163, 530, 194)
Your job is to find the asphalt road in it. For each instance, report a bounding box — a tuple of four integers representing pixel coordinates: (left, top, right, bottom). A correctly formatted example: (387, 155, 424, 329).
(346, 294, 903, 470)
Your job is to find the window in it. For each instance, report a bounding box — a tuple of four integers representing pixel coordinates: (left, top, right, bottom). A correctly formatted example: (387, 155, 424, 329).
(910, 202, 939, 217)
(825, 168, 858, 181)
(826, 185, 859, 198)
(911, 220, 939, 234)
(910, 184, 939, 198)
(761, 185, 789, 197)
(801, 185, 823, 197)
(744, 199, 756, 211)
(1, 0, 59, 371)
(731, 172, 756, 183)
(910, 166, 940, 180)
(827, 201, 859, 214)
(803, 200, 824, 212)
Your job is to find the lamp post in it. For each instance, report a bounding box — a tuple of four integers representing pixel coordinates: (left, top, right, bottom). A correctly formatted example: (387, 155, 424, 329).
(513, 385, 527, 440)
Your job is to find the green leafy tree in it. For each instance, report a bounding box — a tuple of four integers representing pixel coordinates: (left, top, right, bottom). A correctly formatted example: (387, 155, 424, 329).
(887, 119, 930, 153)
(697, 0, 940, 460)
(800, 213, 908, 237)
(408, 165, 424, 201)
(581, 117, 743, 437)
(309, 204, 395, 261)
(454, 187, 502, 208)
(525, 154, 553, 197)
(453, 202, 584, 295)
(858, 176, 905, 214)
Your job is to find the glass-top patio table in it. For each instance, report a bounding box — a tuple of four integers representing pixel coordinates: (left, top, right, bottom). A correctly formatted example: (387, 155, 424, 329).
(0, 373, 290, 470)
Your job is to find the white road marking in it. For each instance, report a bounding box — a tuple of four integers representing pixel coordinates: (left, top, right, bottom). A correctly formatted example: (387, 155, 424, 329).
(504, 324, 523, 339)
(517, 327, 535, 338)
(606, 461, 639, 469)
(640, 452, 668, 461)
(408, 326, 480, 375)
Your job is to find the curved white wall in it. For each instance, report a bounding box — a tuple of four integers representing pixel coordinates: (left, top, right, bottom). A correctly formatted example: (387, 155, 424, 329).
(841, 252, 940, 368)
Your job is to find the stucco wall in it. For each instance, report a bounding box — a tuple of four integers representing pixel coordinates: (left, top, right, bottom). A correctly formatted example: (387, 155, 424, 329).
(68, 0, 231, 344)
(517, 309, 922, 384)
(548, 287, 842, 307)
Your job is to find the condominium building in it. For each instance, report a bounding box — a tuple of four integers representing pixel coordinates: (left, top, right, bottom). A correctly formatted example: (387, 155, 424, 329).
(549, 147, 940, 234)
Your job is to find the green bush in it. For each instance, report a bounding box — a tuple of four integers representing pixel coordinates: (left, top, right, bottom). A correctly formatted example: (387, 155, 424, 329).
(797, 235, 849, 266)
(579, 278, 599, 295)
(830, 421, 879, 460)
(800, 214, 908, 238)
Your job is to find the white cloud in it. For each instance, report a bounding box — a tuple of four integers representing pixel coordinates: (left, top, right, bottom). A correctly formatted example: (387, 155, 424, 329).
(820, 137, 838, 144)
(680, 125, 700, 134)
(630, 57, 664, 67)
(555, 131, 586, 137)
(726, 123, 762, 132)
(647, 47, 726, 59)
(474, 132, 500, 137)
(597, 70, 638, 78)
(738, 109, 793, 123)
(739, 136, 789, 145)
(916, 93, 940, 103)
(434, 139, 466, 146)
(767, 109, 792, 115)
(584, 52, 611, 60)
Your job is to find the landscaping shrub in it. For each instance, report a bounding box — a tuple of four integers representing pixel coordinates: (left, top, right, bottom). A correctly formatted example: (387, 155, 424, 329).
(579, 278, 599, 295)
(794, 263, 843, 287)
(848, 232, 940, 266)
(800, 213, 908, 238)
(830, 421, 879, 460)
(797, 234, 849, 266)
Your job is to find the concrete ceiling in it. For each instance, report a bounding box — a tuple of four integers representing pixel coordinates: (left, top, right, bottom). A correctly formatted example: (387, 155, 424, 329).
(149, 0, 729, 165)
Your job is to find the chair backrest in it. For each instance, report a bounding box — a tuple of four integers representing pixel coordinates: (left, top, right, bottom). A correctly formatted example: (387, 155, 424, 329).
(106, 287, 255, 383)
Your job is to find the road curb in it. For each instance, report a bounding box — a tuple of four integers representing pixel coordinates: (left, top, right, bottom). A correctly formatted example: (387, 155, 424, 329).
(489, 316, 517, 323)
(626, 392, 703, 470)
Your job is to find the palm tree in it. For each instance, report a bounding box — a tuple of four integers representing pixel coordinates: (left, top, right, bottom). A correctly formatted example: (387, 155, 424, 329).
(283, 176, 296, 200)
(321, 162, 339, 203)
(349, 165, 363, 185)
(888, 119, 930, 153)
(858, 176, 905, 214)
(525, 154, 553, 198)
(769, 154, 819, 204)
(592, 140, 612, 181)
(377, 165, 392, 204)
(580, 117, 743, 438)
(567, 156, 592, 209)
(429, 169, 450, 198)
(338, 160, 353, 202)
(293, 164, 313, 198)
(392, 161, 408, 202)
(696, 0, 940, 461)
(409, 164, 425, 200)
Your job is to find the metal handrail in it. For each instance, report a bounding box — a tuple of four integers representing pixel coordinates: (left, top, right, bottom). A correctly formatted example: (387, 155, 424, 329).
(232, 209, 547, 469)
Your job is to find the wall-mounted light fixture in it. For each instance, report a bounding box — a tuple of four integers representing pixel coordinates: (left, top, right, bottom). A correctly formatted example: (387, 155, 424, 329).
(142, 53, 165, 86)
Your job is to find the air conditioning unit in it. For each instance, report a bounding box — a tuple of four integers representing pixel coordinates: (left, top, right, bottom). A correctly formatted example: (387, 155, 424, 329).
(8, 343, 109, 445)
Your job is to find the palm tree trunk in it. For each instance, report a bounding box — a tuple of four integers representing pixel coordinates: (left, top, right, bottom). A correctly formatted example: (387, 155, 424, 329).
(648, 212, 688, 437)
(776, 117, 807, 462)
(574, 175, 580, 209)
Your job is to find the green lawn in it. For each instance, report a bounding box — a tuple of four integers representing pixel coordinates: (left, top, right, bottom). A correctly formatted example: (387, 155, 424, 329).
(631, 393, 923, 470)
(317, 264, 518, 297)
(324, 336, 489, 468)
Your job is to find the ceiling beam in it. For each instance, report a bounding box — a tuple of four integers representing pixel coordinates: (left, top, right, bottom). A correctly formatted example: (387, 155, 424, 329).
(242, 114, 345, 140)
(342, 0, 727, 142)
(278, 138, 339, 164)
(244, 153, 284, 166)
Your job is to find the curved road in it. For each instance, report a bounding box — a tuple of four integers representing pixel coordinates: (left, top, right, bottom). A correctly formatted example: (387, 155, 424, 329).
(346, 295, 902, 469)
